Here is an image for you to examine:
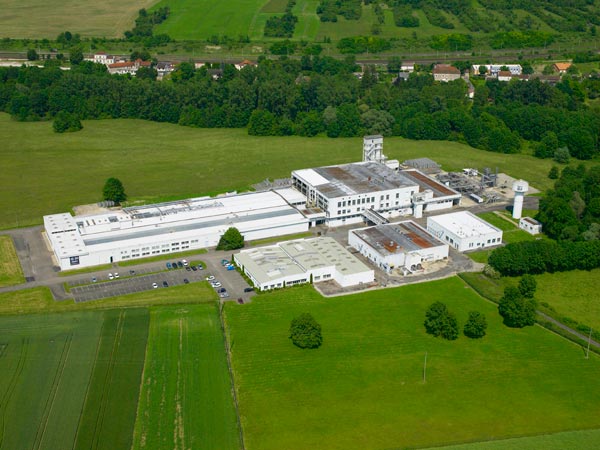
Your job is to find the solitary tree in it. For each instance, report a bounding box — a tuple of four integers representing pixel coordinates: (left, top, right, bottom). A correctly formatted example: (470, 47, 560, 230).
(463, 311, 487, 338)
(216, 227, 244, 251)
(289, 313, 323, 349)
(424, 302, 459, 340)
(53, 111, 82, 133)
(102, 177, 127, 204)
(498, 286, 536, 328)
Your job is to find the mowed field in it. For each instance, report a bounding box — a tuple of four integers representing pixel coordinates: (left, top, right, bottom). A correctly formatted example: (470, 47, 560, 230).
(224, 278, 600, 450)
(0, 113, 566, 230)
(0, 308, 147, 450)
(132, 304, 240, 450)
(0, 0, 156, 39)
(0, 236, 24, 287)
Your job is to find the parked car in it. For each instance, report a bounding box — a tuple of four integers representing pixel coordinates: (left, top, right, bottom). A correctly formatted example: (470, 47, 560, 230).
(243, 287, 254, 293)
(220, 292, 229, 298)
(221, 259, 230, 266)
(166, 262, 172, 269)
(152, 282, 158, 289)
(114, 272, 119, 279)
(237, 298, 244, 304)
(219, 288, 226, 293)
(162, 281, 169, 287)
(206, 275, 215, 281)
(197, 265, 204, 270)
(212, 282, 222, 288)
(129, 270, 136, 275)
(91, 277, 97, 283)
(191, 265, 197, 272)
(226, 265, 235, 271)
(183, 278, 189, 284)
(108, 273, 114, 280)
(186, 266, 191, 272)
(177, 261, 183, 268)
(182, 259, 189, 266)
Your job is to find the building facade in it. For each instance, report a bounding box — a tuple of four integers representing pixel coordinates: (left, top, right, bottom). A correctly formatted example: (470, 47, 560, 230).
(426, 211, 503, 252)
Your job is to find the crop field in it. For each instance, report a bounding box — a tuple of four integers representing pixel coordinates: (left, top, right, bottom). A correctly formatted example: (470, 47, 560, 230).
(0, 113, 568, 230)
(0, 308, 146, 450)
(0, 236, 24, 287)
(132, 304, 239, 450)
(0, 0, 156, 39)
(224, 278, 600, 450)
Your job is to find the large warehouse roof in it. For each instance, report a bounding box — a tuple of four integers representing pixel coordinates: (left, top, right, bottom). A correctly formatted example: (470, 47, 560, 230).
(352, 221, 445, 256)
(428, 211, 501, 238)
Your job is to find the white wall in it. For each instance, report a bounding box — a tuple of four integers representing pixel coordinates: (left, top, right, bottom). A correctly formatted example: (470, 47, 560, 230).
(426, 220, 502, 252)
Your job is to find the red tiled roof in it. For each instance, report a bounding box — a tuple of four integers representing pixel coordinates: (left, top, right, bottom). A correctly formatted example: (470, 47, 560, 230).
(433, 64, 460, 74)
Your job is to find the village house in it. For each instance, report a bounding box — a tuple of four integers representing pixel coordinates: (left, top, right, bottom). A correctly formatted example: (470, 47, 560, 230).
(432, 64, 461, 82)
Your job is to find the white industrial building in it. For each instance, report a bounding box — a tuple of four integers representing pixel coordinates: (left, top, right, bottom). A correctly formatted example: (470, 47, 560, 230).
(234, 237, 374, 291)
(519, 217, 542, 235)
(472, 64, 522, 76)
(426, 211, 503, 252)
(44, 191, 309, 270)
(349, 221, 449, 274)
(291, 162, 460, 227)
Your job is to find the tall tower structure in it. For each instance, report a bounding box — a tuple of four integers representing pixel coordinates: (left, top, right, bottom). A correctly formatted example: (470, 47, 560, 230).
(362, 135, 386, 164)
(512, 179, 529, 219)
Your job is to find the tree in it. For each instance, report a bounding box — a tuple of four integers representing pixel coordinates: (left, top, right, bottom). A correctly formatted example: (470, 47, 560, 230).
(424, 302, 459, 340)
(27, 49, 39, 61)
(53, 111, 82, 133)
(548, 166, 559, 179)
(518, 274, 537, 299)
(216, 227, 244, 251)
(498, 286, 537, 328)
(289, 313, 322, 349)
(463, 311, 487, 338)
(554, 147, 570, 164)
(102, 177, 127, 204)
(69, 47, 84, 65)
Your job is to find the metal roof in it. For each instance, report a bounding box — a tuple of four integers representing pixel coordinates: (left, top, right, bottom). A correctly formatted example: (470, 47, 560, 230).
(352, 221, 446, 255)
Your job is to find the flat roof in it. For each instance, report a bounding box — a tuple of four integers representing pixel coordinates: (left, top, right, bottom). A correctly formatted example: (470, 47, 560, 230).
(352, 221, 446, 256)
(273, 187, 306, 205)
(236, 237, 372, 285)
(428, 211, 501, 238)
(294, 162, 417, 198)
(400, 169, 460, 198)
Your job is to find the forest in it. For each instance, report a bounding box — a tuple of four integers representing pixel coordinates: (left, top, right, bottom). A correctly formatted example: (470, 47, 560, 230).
(0, 57, 599, 161)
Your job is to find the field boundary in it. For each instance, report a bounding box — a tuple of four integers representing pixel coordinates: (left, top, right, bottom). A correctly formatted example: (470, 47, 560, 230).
(0, 338, 30, 448)
(218, 302, 245, 450)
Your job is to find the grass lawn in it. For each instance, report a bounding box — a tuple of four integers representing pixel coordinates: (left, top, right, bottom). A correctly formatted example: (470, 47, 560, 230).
(132, 304, 240, 450)
(476, 211, 539, 244)
(0, 282, 216, 316)
(0, 235, 25, 287)
(0, 309, 145, 450)
(0, 113, 571, 231)
(433, 428, 600, 449)
(0, 0, 155, 38)
(224, 278, 600, 450)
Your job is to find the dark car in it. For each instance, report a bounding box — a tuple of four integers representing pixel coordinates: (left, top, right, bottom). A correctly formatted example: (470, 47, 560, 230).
(219, 288, 226, 293)
(166, 262, 172, 269)
(183, 278, 189, 284)
(191, 265, 197, 271)
(162, 281, 169, 287)
(243, 287, 254, 292)
(177, 261, 183, 268)
(186, 266, 191, 272)
(129, 270, 136, 275)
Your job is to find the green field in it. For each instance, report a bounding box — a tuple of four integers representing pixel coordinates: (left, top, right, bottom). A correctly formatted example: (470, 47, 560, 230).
(477, 211, 538, 244)
(132, 304, 240, 450)
(0, 0, 155, 38)
(0, 113, 569, 230)
(0, 282, 216, 316)
(435, 428, 600, 450)
(0, 235, 24, 287)
(224, 278, 600, 450)
(0, 309, 145, 450)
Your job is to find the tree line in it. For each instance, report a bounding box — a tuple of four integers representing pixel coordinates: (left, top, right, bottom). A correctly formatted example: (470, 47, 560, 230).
(0, 58, 598, 160)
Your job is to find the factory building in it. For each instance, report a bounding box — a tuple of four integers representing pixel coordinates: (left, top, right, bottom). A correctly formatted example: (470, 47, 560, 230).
(426, 211, 503, 252)
(234, 237, 374, 291)
(291, 162, 460, 227)
(519, 217, 542, 235)
(349, 221, 449, 274)
(44, 191, 309, 270)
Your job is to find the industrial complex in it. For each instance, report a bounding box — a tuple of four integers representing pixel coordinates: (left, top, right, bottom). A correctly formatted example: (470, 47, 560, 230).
(44, 135, 522, 291)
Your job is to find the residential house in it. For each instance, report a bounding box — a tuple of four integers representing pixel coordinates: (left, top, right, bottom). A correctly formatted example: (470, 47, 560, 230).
(432, 64, 461, 82)
(235, 59, 256, 70)
(472, 64, 522, 76)
(107, 59, 151, 76)
(93, 52, 115, 65)
(497, 70, 514, 82)
(553, 62, 572, 74)
(401, 61, 415, 72)
(156, 61, 174, 80)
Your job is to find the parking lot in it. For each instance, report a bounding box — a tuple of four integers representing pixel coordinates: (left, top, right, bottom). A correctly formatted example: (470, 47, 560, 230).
(71, 264, 207, 302)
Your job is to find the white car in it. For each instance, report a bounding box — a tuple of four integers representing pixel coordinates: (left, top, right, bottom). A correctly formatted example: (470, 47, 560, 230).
(108, 273, 114, 280)
(114, 272, 119, 279)
(212, 282, 222, 288)
(206, 275, 215, 281)
(152, 282, 158, 289)
(182, 259, 189, 266)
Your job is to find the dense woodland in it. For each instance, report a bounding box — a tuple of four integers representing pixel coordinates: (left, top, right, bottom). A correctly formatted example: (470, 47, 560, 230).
(1, 58, 600, 161)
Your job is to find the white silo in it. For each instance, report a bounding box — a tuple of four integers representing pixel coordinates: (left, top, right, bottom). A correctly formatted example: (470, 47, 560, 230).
(512, 179, 529, 219)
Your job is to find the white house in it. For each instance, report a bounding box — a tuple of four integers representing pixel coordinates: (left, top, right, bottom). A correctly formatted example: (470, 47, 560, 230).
(93, 52, 115, 65)
(107, 59, 151, 75)
(234, 237, 374, 291)
(426, 211, 503, 252)
(349, 221, 449, 274)
(472, 64, 522, 76)
(433, 64, 461, 82)
(519, 217, 542, 235)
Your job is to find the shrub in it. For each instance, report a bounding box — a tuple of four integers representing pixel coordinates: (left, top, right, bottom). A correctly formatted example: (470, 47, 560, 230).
(289, 313, 323, 349)
(424, 302, 459, 340)
(464, 311, 487, 338)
